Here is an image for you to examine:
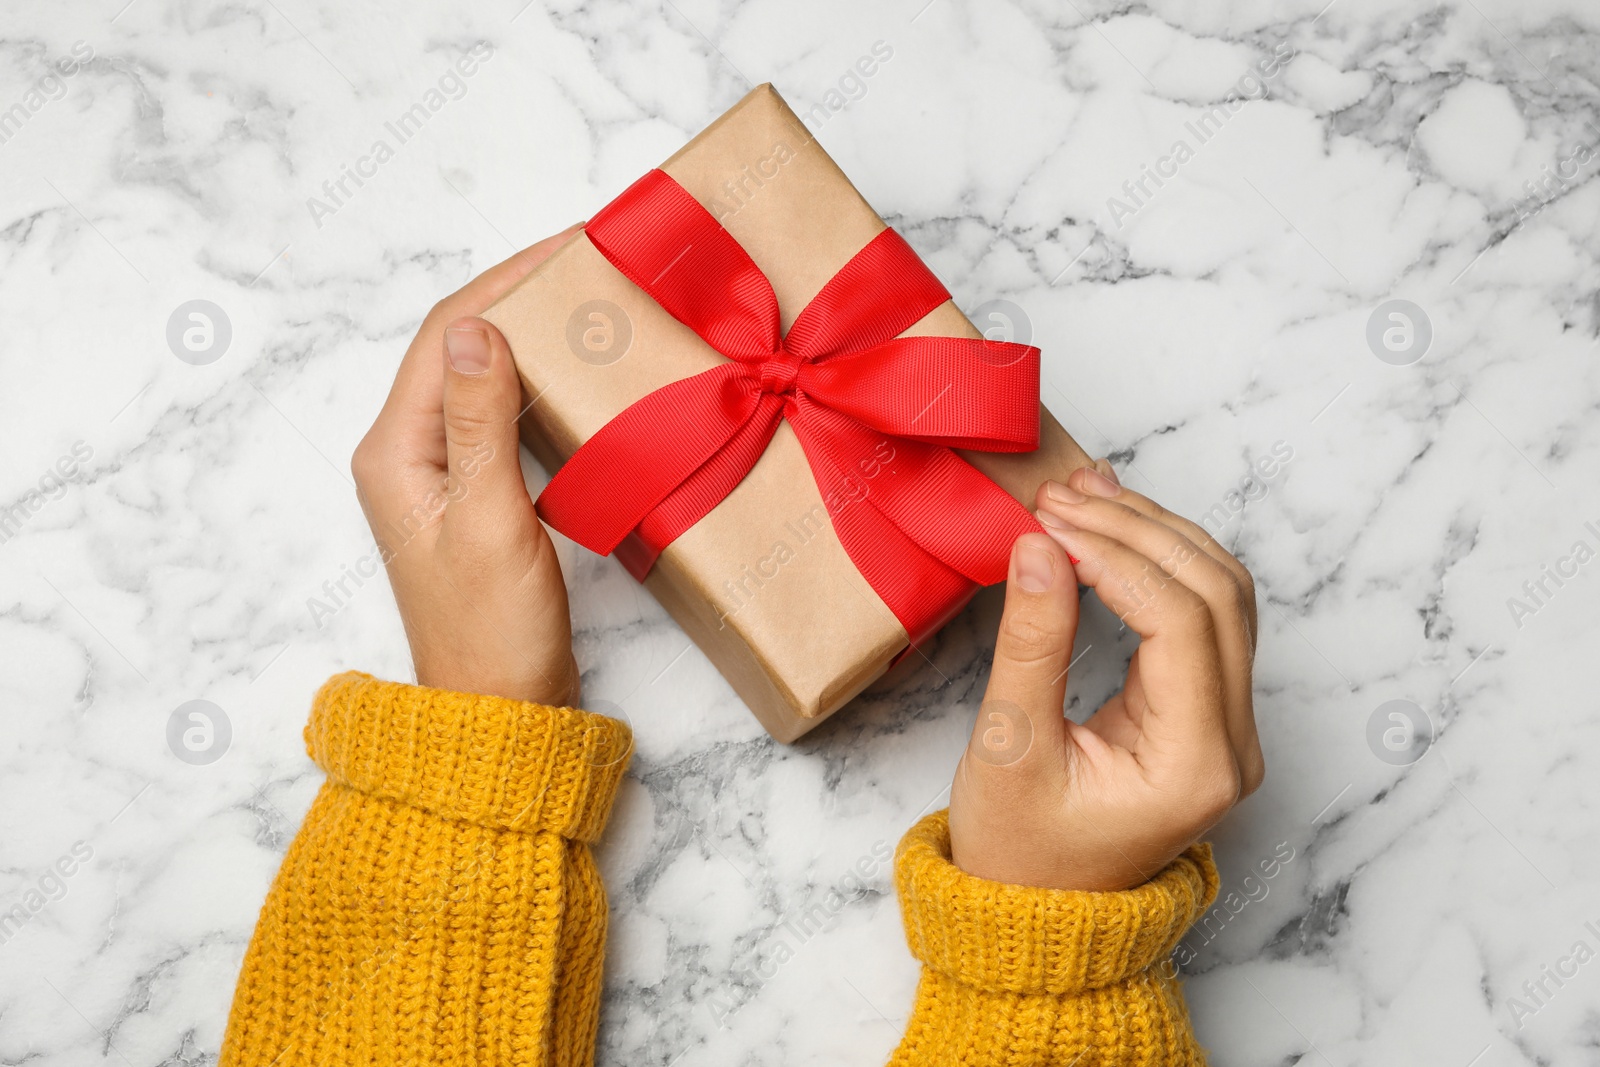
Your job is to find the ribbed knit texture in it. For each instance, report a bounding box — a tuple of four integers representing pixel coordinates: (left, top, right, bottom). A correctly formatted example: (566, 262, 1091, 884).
(218, 672, 633, 1067)
(221, 674, 1221, 1066)
(890, 810, 1218, 1066)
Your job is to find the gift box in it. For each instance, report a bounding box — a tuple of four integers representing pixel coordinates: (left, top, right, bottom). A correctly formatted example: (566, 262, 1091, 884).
(484, 84, 1091, 741)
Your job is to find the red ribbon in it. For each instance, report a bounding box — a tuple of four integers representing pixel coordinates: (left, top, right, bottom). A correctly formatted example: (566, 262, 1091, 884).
(537, 169, 1043, 645)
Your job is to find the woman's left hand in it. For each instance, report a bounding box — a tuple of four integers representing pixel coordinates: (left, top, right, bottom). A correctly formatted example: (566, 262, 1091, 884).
(949, 462, 1263, 891)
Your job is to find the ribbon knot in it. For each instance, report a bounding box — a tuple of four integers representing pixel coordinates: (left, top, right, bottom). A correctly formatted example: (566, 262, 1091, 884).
(758, 351, 804, 396)
(536, 168, 1046, 645)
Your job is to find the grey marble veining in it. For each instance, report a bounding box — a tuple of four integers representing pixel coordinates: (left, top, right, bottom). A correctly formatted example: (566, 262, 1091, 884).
(2, 1, 1598, 1064)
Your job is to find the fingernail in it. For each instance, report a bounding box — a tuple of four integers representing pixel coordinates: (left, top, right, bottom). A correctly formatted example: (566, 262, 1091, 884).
(1014, 535, 1057, 592)
(1081, 467, 1120, 498)
(1095, 458, 1120, 487)
(1036, 508, 1076, 531)
(1045, 479, 1087, 504)
(445, 327, 491, 375)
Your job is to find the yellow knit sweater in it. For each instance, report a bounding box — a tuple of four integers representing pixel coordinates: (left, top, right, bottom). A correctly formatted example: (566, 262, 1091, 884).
(220, 674, 1218, 1066)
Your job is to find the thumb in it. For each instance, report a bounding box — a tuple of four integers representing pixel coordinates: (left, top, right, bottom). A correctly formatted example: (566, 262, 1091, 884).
(439, 316, 536, 537)
(971, 532, 1079, 768)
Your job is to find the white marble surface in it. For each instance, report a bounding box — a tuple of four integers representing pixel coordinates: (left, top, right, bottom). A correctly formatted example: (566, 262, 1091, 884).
(3, 0, 1599, 1063)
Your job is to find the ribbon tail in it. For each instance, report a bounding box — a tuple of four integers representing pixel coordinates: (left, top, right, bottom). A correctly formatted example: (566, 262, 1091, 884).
(791, 396, 1042, 586)
(616, 392, 787, 578)
(537, 362, 759, 555)
(785, 408, 978, 645)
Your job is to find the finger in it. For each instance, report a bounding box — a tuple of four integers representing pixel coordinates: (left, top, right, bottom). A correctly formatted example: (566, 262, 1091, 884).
(1066, 461, 1262, 790)
(1037, 479, 1253, 700)
(1036, 477, 1262, 791)
(1034, 521, 1231, 766)
(1079, 462, 1256, 642)
(353, 226, 585, 530)
(972, 532, 1077, 771)
(376, 224, 585, 447)
(435, 317, 542, 549)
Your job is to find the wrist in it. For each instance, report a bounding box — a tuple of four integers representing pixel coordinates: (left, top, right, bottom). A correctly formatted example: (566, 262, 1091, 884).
(413, 648, 580, 708)
(949, 795, 1180, 892)
(950, 839, 1178, 892)
(948, 774, 1199, 891)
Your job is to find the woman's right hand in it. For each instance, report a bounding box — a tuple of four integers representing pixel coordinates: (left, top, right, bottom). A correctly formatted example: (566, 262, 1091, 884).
(948, 460, 1264, 891)
(350, 227, 585, 708)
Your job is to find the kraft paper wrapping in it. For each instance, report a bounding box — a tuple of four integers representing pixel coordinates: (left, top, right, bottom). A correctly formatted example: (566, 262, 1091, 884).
(484, 84, 1091, 741)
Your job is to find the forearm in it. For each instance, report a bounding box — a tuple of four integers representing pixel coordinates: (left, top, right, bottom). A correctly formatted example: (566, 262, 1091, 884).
(889, 812, 1218, 1067)
(220, 673, 631, 1067)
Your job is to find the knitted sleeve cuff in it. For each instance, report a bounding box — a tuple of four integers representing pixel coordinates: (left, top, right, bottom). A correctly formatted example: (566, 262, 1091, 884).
(895, 811, 1219, 995)
(303, 671, 633, 842)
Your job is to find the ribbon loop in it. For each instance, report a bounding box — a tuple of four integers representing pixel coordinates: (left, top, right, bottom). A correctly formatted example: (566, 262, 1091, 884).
(537, 169, 1044, 642)
(587, 170, 781, 360)
(800, 337, 1040, 451)
(785, 228, 954, 360)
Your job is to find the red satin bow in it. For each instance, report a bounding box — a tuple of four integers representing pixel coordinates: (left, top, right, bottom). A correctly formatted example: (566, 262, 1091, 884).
(537, 168, 1044, 644)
